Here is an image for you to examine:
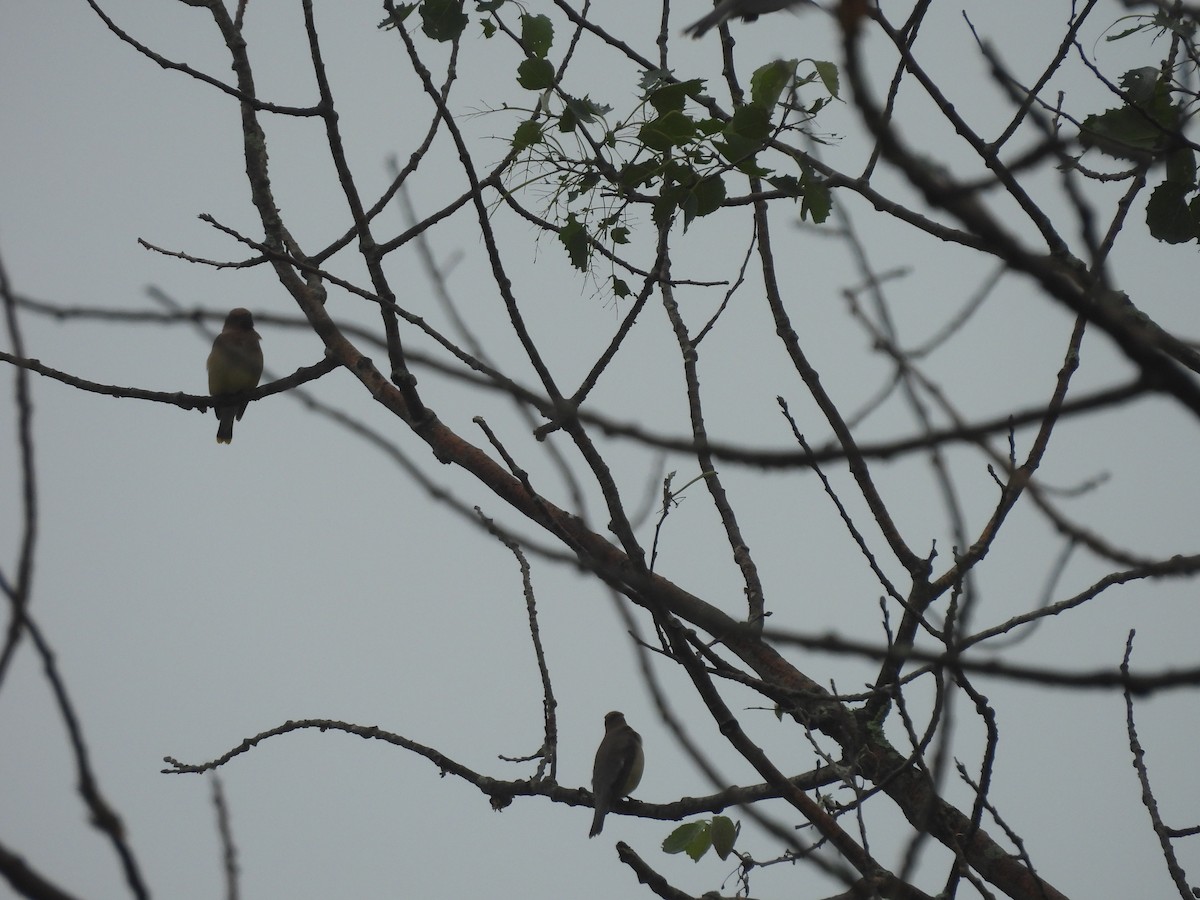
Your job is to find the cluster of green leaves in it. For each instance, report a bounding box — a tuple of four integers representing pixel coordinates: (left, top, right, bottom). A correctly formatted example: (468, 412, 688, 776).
(663, 815, 741, 863)
(626, 60, 834, 232)
(385, 2, 838, 288)
(498, 11, 836, 283)
(1080, 66, 1200, 244)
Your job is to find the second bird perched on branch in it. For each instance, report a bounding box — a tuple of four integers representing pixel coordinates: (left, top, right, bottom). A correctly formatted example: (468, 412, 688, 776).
(206, 308, 263, 445)
(589, 711, 644, 837)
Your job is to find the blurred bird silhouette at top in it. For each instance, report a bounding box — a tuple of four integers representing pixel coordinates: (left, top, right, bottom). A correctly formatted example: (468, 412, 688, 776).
(684, 0, 815, 38)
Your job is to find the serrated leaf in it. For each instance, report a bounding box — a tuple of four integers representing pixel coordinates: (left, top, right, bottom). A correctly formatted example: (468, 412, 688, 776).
(558, 103, 578, 133)
(561, 94, 611, 128)
(652, 191, 678, 228)
(801, 171, 832, 223)
(1079, 80, 1178, 161)
(639, 67, 674, 94)
(618, 159, 660, 189)
(1164, 146, 1197, 187)
(517, 57, 555, 91)
(649, 80, 704, 114)
(558, 214, 591, 270)
(750, 59, 798, 110)
(379, 3, 417, 29)
(419, 0, 468, 41)
(1146, 179, 1198, 243)
(511, 120, 544, 153)
(662, 159, 695, 184)
(811, 60, 840, 98)
(565, 171, 600, 202)
(520, 13, 553, 58)
(768, 174, 802, 197)
(1120, 66, 1160, 104)
(732, 158, 771, 178)
(1105, 23, 1148, 41)
(638, 110, 698, 152)
(712, 133, 762, 169)
(681, 175, 726, 229)
(727, 104, 772, 141)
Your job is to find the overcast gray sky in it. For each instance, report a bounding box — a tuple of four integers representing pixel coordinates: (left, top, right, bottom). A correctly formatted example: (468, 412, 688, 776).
(2, 2, 1198, 899)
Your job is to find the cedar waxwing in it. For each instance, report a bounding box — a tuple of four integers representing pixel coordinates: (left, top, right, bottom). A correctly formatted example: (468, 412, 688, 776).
(589, 711, 644, 837)
(206, 308, 263, 444)
(684, 0, 814, 38)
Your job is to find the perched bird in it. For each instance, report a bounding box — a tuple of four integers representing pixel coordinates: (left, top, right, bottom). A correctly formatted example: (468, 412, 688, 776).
(684, 0, 814, 38)
(206, 308, 263, 444)
(589, 711, 644, 837)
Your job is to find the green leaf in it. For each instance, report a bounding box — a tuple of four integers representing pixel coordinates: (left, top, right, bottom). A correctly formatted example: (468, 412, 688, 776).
(577, 95, 613, 121)
(711, 105, 772, 171)
(727, 104, 772, 141)
(681, 175, 726, 229)
(811, 60, 840, 98)
(612, 276, 631, 298)
(1079, 105, 1169, 159)
(639, 67, 677, 94)
(710, 816, 739, 860)
(560, 94, 610, 131)
(558, 214, 591, 270)
(419, 0, 468, 41)
(638, 110, 698, 152)
(558, 103, 578, 133)
(652, 190, 679, 228)
(611, 226, 630, 244)
(712, 133, 764, 170)
(750, 59, 798, 110)
(767, 174, 802, 197)
(566, 171, 600, 201)
(1120, 66, 1160, 104)
(662, 159, 694, 182)
(1104, 22, 1150, 42)
(800, 170, 832, 223)
(1079, 71, 1178, 161)
(520, 13, 553, 58)
(1146, 179, 1198, 243)
(517, 57, 555, 91)
(648, 79, 705, 115)
(618, 159, 660, 189)
(1188, 193, 1200, 237)
(1164, 146, 1197, 187)
(379, 3, 417, 29)
(662, 821, 709, 857)
(683, 825, 712, 861)
(511, 120, 544, 153)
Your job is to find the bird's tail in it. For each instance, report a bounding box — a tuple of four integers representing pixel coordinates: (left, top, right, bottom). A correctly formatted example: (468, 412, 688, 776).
(588, 805, 607, 837)
(216, 410, 235, 444)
